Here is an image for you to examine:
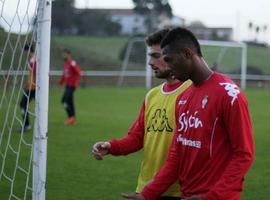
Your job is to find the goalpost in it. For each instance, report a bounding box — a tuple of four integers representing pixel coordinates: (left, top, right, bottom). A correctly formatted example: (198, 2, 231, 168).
(118, 38, 247, 89)
(199, 40, 247, 89)
(0, 0, 51, 200)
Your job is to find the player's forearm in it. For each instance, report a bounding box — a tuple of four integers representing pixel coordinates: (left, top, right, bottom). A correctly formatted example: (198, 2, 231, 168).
(141, 162, 179, 200)
(108, 133, 144, 155)
(109, 101, 145, 155)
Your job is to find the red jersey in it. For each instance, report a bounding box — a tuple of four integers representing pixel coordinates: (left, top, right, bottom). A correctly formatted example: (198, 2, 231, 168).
(142, 72, 254, 200)
(59, 58, 81, 88)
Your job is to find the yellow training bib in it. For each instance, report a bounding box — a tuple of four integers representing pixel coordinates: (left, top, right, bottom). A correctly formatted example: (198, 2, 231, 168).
(136, 80, 192, 197)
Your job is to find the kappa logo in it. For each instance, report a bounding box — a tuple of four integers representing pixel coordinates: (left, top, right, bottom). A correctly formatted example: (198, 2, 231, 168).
(219, 82, 240, 105)
(178, 110, 203, 133)
(147, 109, 173, 133)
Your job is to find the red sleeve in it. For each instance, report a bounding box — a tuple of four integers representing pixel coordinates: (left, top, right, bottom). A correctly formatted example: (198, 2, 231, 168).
(141, 132, 180, 200)
(71, 61, 81, 79)
(108, 101, 145, 155)
(203, 92, 254, 200)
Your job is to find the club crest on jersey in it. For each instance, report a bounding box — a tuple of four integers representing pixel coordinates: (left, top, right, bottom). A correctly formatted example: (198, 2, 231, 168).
(219, 82, 240, 105)
(178, 100, 187, 105)
(202, 95, 208, 109)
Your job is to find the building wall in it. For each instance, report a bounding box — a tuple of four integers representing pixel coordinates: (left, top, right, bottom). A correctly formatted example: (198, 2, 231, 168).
(111, 14, 147, 35)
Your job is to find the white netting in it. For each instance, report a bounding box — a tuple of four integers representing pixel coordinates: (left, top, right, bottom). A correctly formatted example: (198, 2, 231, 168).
(116, 38, 247, 89)
(0, 0, 43, 199)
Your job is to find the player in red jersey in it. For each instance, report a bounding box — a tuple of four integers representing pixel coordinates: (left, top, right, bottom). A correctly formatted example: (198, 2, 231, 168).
(58, 49, 81, 125)
(93, 29, 191, 200)
(125, 28, 254, 200)
(19, 44, 36, 132)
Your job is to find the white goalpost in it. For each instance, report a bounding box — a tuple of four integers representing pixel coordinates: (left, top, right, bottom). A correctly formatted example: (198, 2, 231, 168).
(199, 40, 247, 89)
(33, 0, 51, 199)
(0, 0, 51, 200)
(117, 38, 247, 89)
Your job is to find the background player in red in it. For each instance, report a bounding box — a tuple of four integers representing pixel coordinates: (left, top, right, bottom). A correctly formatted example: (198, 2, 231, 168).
(125, 28, 254, 200)
(92, 29, 191, 200)
(19, 43, 36, 132)
(58, 49, 81, 125)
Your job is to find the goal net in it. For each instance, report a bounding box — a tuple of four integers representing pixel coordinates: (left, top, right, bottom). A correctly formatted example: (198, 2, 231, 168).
(0, 0, 51, 200)
(199, 40, 247, 89)
(117, 38, 247, 89)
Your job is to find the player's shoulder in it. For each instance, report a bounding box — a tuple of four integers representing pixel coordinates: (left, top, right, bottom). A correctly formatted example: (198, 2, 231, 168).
(212, 72, 237, 91)
(213, 72, 247, 106)
(145, 83, 163, 97)
(67, 59, 77, 67)
(70, 60, 76, 66)
(178, 79, 192, 92)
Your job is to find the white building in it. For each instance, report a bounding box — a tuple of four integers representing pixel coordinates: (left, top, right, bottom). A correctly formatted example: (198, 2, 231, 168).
(88, 9, 185, 35)
(188, 27, 233, 41)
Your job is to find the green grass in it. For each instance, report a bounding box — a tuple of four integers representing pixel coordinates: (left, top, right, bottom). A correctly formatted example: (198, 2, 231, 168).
(51, 35, 270, 74)
(51, 36, 129, 70)
(1, 87, 270, 199)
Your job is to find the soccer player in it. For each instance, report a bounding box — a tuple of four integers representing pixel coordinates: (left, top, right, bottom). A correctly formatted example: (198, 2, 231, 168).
(58, 49, 81, 125)
(19, 44, 36, 132)
(125, 28, 254, 200)
(92, 29, 192, 200)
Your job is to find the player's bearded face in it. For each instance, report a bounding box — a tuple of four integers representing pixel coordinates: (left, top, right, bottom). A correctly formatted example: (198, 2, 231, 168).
(148, 45, 172, 79)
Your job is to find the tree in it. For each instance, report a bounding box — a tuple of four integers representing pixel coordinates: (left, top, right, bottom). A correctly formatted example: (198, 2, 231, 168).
(133, 0, 172, 16)
(248, 21, 253, 41)
(52, 0, 76, 34)
(255, 26, 260, 41)
(74, 10, 121, 36)
(132, 0, 173, 32)
(189, 20, 206, 28)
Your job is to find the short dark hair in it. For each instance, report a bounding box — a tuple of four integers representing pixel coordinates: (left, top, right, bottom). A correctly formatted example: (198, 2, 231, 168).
(145, 28, 171, 46)
(160, 27, 202, 57)
(62, 48, 71, 54)
(24, 43, 35, 53)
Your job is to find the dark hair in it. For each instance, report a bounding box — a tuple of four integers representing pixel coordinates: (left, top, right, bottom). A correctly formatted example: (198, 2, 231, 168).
(160, 27, 202, 57)
(145, 28, 171, 46)
(62, 48, 71, 54)
(24, 43, 35, 53)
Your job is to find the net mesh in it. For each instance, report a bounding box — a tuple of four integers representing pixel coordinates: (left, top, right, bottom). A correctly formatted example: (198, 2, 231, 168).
(0, 0, 39, 199)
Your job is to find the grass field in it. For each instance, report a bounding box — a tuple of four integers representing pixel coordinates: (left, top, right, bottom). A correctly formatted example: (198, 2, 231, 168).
(1, 87, 270, 199)
(51, 36, 270, 74)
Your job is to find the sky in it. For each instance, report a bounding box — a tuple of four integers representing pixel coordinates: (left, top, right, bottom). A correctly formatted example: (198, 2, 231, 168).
(1, 0, 269, 43)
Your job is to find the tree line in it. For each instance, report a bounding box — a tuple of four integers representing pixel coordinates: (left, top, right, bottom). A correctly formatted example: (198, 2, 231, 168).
(52, 0, 173, 36)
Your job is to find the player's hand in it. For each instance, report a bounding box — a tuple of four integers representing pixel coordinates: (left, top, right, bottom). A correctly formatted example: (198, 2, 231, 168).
(182, 195, 201, 200)
(92, 141, 111, 160)
(122, 192, 144, 200)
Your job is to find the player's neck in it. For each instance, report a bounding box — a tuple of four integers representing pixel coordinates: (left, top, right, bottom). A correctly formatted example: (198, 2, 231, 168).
(191, 58, 213, 86)
(165, 77, 178, 84)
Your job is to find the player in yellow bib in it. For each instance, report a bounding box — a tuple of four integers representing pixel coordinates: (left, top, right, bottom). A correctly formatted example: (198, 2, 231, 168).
(92, 29, 191, 200)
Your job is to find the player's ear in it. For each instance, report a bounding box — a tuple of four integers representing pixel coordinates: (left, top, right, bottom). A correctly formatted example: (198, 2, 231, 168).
(182, 48, 194, 59)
